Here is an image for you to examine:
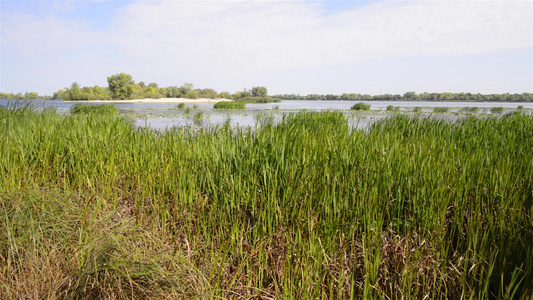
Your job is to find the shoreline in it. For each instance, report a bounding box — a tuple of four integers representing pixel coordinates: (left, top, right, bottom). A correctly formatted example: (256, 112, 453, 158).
(70, 97, 233, 104)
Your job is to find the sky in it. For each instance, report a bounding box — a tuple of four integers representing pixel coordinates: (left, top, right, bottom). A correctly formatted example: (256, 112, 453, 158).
(1, 0, 532, 96)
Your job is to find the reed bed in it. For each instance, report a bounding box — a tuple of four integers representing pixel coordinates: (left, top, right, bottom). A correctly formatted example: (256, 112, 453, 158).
(1, 105, 532, 299)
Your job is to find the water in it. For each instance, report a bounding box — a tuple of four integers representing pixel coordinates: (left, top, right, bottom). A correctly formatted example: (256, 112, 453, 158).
(1, 99, 530, 130)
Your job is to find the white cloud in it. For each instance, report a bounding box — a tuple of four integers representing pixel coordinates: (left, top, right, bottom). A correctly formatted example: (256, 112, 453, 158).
(109, 0, 531, 76)
(1, 0, 531, 94)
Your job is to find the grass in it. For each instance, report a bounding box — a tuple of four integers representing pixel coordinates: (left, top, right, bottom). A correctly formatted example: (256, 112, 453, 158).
(214, 101, 246, 110)
(433, 107, 449, 113)
(70, 103, 119, 115)
(1, 106, 532, 299)
(351, 102, 370, 111)
(462, 107, 480, 113)
(413, 106, 422, 113)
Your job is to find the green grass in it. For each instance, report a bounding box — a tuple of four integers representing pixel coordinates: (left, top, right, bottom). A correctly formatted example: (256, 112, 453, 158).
(213, 101, 246, 110)
(351, 102, 370, 111)
(70, 103, 119, 115)
(1, 106, 532, 299)
(433, 107, 449, 113)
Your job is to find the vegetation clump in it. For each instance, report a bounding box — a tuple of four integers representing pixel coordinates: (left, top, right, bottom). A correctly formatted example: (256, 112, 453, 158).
(70, 104, 119, 115)
(213, 101, 246, 110)
(351, 102, 371, 111)
(433, 107, 449, 113)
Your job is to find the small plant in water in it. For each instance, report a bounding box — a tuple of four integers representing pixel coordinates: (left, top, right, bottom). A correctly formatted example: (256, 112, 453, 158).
(351, 102, 370, 111)
(177, 103, 185, 109)
(517, 106, 524, 110)
(413, 107, 422, 113)
(193, 111, 204, 125)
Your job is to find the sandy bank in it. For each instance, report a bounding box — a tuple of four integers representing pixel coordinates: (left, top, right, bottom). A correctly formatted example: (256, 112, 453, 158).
(72, 97, 233, 104)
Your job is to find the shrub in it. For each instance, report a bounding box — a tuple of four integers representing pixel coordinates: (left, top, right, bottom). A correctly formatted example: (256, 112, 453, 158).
(386, 105, 394, 111)
(214, 101, 245, 110)
(177, 103, 185, 109)
(70, 104, 119, 115)
(351, 102, 371, 111)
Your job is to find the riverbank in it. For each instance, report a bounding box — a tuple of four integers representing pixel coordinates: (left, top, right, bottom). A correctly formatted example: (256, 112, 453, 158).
(70, 97, 233, 104)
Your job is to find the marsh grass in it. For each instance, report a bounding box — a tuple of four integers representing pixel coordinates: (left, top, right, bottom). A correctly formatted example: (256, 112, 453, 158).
(70, 104, 119, 115)
(1, 106, 532, 299)
(214, 101, 246, 110)
(433, 107, 449, 113)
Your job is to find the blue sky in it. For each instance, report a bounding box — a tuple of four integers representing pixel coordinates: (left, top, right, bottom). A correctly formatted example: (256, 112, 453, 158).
(1, 0, 531, 96)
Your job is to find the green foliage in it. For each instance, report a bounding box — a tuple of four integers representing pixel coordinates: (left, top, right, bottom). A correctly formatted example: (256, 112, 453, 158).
(413, 106, 423, 113)
(213, 101, 245, 110)
(193, 111, 204, 124)
(185, 90, 199, 99)
(517, 105, 524, 110)
(351, 102, 371, 110)
(218, 91, 233, 99)
(1, 109, 533, 298)
(433, 107, 449, 113)
(107, 73, 135, 100)
(197, 88, 218, 99)
(70, 104, 119, 115)
(177, 103, 186, 109)
(251, 86, 268, 97)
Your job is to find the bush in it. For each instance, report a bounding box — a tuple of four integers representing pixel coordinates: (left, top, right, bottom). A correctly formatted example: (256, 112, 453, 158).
(214, 101, 245, 110)
(386, 105, 394, 111)
(351, 103, 370, 111)
(433, 107, 449, 113)
(70, 104, 119, 115)
(177, 103, 185, 109)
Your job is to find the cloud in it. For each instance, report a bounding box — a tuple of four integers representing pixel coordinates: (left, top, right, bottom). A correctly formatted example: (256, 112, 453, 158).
(1, 0, 531, 94)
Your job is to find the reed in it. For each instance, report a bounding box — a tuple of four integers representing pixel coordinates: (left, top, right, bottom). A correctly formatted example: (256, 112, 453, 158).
(214, 101, 246, 110)
(1, 107, 532, 299)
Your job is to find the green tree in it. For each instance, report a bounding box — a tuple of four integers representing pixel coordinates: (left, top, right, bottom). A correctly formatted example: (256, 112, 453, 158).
(107, 73, 135, 100)
(251, 86, 267, 97)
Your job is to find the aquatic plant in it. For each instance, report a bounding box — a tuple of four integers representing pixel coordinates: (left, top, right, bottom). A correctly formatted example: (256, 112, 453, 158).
(351, 102, 370, 111)
(214, 101, 245, 110)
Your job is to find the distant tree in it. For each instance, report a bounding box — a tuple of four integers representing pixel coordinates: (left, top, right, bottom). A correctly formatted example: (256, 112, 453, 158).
(251, 86, 268, 97)
(148, 83, 159, 90)
(138, 81, 146, 88)
(107, 73, 135, 100)
(403, 91, 418, 100)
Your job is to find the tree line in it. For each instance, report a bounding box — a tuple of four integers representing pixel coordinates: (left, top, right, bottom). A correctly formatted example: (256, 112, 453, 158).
(2, 73, 532, 102)
(54, 73, 271, 101)
(272, 91, 533, 102)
